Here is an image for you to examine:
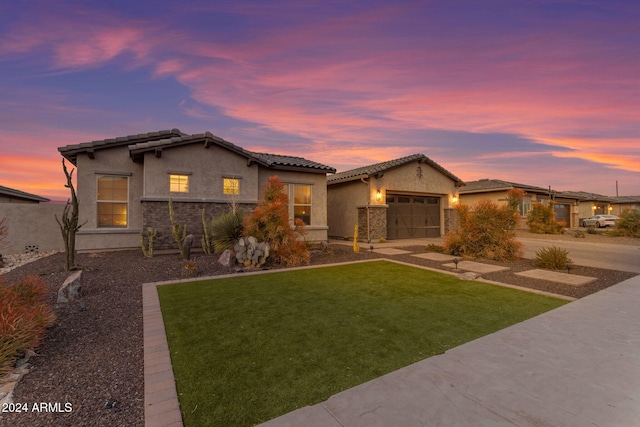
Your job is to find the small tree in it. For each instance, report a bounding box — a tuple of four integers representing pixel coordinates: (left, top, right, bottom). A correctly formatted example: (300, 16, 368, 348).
(526, 202, 565, 234)
(243, 176, 309, 266)
(444, 199, 522, 261)
(55, 159, 85, 271)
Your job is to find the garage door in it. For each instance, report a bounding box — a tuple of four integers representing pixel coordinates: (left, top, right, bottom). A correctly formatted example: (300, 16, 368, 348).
(386, 194, 441, 239)
(553, 203, 570, 226)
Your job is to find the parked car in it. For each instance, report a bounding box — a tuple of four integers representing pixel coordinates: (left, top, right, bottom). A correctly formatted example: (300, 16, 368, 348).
(581, 215, 619, 228)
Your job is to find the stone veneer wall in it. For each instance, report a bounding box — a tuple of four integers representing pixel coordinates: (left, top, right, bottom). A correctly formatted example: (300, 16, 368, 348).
(142, 201, 256, 250)
(357, 206, 388, 242)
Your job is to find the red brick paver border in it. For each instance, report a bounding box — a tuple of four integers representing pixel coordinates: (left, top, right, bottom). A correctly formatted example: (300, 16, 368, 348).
(143, 282, 184, 427)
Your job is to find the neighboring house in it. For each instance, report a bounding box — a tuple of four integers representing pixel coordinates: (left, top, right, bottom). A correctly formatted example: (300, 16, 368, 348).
(327, 154, 464, 241)
(609, 196, 640, 215)
(0, 185, 63, 254)
(460, 179, 582, 228)
(557, 191, 616, 220)
(0, 185, 50, 203)
(58, 129, 335, 251)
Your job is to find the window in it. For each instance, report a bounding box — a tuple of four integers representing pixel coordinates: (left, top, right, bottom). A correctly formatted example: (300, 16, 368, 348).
(169, 174, 189, 193)
(283, 184, 312, 225)
(223, 178, 240, 195)
(97, 176, 128, 227)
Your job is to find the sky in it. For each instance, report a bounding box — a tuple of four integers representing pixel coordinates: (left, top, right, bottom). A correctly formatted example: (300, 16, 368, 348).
(1, 0, 638, 201)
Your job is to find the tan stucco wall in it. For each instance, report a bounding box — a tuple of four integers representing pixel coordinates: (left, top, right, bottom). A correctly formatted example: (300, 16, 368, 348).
(328, 160, 460, 239)
(141, 144, 260, 203)
(0, 203, 65, 254)
(327, 180, 368, 238)
(74, 147, 144, 250)
(258, 169, 330, 242)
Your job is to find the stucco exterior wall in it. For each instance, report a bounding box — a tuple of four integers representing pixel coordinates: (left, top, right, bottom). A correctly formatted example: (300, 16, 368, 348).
(327, 180, 368, 239)
(0, 203, 65, 254)
(258, 169, 330, 242)
(141, 144, 260, 203)
(74, 148, 145, 250)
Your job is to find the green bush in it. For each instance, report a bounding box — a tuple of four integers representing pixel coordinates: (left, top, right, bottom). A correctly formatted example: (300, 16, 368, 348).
(526, 202, 565, 234)
(534, 246, 572, 270)
(614, 209, 640, 238)
(0, 276, 56, 376)
(444, 200, 522, 261)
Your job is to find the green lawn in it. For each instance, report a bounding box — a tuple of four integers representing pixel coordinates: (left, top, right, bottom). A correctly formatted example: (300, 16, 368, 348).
(158, 260, 566, 426)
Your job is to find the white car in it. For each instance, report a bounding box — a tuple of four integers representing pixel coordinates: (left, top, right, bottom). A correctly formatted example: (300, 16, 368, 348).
(581, 215, 619, 228)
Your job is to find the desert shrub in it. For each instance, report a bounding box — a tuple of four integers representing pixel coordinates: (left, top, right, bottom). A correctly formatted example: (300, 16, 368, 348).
(425, 243, 444, 253)
(574, 230, 586, 238)
(534, 246, 572, 270)
(444, 200, 522, 261)
(243, 176, 310, 266)
(526, 202, 565, 234)
(586, 226, 598, 234)
(0, 276, 56, 376)
(203, 210, 245, 254)
(614, 209, 640, 238)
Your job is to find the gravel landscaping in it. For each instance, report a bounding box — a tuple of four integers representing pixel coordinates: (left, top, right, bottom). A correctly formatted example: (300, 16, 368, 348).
(1, 235, 637, 427)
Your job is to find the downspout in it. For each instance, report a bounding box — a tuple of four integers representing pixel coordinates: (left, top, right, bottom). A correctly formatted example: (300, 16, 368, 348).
(360, 177, 371, 243)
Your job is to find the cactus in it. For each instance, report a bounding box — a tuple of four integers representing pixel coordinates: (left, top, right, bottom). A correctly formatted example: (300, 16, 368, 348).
(201, 209, 214, 255)
(234, 236, 270, 268)
(140, 227, 158, 258)
(353, 224, 360, 253)
(168, 198, 188, 258)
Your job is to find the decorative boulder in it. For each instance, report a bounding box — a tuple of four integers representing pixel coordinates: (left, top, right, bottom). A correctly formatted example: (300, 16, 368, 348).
(458, 272, 480, 281)
(58, 270, 83, 303)
(218, 249, 233, 267)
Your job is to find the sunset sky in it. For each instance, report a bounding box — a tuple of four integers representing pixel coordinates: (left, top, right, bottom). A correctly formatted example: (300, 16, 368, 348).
(1, 0, 638, 201)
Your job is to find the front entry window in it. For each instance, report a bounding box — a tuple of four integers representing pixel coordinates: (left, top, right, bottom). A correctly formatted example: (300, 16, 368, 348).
(97, 176, 128, 227)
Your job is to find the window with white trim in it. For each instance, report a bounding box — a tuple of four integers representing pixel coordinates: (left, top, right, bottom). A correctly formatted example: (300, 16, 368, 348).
(97, 175, 128, 227)
(284, 183, 312, 225)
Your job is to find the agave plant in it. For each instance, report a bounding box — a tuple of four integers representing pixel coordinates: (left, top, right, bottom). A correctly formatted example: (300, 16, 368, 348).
(210, 211, 245, 254)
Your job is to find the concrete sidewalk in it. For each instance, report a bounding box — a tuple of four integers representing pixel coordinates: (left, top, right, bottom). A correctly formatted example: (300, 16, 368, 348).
(260, 275, 640, 427)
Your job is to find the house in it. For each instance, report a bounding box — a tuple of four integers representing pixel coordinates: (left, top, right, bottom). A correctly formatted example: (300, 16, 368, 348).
(556, 191, 624, 221)
(327, 154, 464, 241)
(610, 196, 640, 215)
(460, 179, 582, 228)
(58, 129, 335, 251)
(0, 185, 50, 203)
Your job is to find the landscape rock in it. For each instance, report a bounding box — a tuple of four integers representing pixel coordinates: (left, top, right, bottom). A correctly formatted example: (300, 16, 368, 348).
(218, 249, 233, 267)
(458, 272, 480, 281)
(57, 270, 83, 303)
(182, 234, 195, 259)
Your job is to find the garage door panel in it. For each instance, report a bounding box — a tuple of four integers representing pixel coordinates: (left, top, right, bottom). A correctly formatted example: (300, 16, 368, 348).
(387, 194, 441, 239)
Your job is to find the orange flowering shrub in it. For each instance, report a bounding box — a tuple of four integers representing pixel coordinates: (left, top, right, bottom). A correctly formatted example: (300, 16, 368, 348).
(445, 199, 522, 261)
(243, 176, 310, 266)
(0, 276, 56, 376)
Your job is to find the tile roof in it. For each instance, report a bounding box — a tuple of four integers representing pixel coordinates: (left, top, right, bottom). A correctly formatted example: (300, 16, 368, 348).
(556, 191, 615, 202)
(460, 179, 551, 194)
(0, 185, 50, 203)
(327, 154, 463, 185)
(59, 129, 335, 173)
(59, 129, 187, 164)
